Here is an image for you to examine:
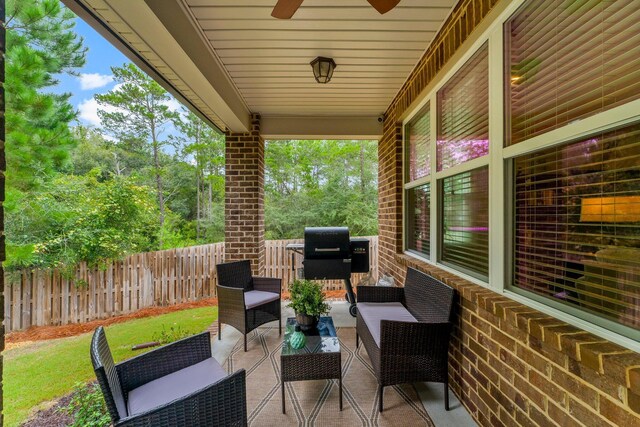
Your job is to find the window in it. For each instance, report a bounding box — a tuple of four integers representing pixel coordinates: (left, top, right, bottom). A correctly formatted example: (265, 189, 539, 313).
(506, 0, 640, 340)
(405, 105, 431, 257)
(437, 43, 489, 171)
(505, 0, 640, 146)
(441, 167, 489, 280)
(513, 124, 640, 334)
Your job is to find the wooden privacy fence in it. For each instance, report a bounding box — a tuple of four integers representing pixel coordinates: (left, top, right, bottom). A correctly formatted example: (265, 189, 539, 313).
(4, 236, 378, 332)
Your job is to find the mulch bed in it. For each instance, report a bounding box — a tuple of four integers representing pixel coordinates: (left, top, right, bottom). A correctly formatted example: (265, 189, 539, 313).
(20, 392, 74, 427)
(7, 290, 348, 345)
(6, 298, 218, 345)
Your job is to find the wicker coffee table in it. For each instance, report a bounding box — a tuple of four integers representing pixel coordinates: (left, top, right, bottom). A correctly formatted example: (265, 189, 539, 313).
(280, 316, 342, 413)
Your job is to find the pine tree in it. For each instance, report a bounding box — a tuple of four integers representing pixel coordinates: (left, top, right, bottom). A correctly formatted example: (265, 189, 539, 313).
(95, 63, 179, 238)
(5, 0, 86, 189)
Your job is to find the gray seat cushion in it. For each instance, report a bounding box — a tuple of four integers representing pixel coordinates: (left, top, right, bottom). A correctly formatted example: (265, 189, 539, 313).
(244, 290, 280, 309)
(127, 358, 227, 416)
(357, 302, 417, 347)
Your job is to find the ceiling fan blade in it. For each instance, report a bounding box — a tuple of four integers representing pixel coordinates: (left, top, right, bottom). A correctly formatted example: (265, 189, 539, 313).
(367, 0, 401, 14)
(271, 0, 304, 19)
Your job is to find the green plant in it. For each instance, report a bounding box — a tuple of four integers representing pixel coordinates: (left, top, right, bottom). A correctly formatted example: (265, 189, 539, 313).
(287, 279, 330, 317)
(152, 323, 194, 345)
(63, 382, 110, 427)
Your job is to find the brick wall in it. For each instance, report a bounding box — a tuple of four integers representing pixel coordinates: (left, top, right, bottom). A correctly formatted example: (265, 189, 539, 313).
(377, 0, 640, 426)
(224, 113, 265, 275)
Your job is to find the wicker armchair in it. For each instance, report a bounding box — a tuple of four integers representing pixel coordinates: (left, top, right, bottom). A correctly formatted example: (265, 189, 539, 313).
(356, 267, 454, 412)
(216, 260, 282, 351)
(91, 327, 247, 427)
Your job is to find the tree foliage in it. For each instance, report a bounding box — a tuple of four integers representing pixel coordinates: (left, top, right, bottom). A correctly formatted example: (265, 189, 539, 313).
(5, 0, 86, 189)
(3, 1, 379, 273)
(265, 140, 378, 239)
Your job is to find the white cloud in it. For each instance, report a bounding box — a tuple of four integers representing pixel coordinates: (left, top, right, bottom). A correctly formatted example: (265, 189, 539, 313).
(78, 73, 114, 90)
(78, 98, 120, 127)
(164, 98, 183, 112)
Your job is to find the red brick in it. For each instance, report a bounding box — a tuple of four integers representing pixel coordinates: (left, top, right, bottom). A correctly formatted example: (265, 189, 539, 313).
(567, 397, 613, 427)
(629, 367, 640, 394)
(529, 369, 566, 405)
(628, 389, 640, 416)
(599, 395, 640, 426)
(547, 400, 583, 427)
(578, 342, 630, 374)
(550, 366, 598, 408)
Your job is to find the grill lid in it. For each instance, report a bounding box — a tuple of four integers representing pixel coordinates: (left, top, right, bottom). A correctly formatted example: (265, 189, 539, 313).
(304, 227, 350, 259)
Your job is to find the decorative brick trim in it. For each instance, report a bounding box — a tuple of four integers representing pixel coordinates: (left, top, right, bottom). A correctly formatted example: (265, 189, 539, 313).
(224, 113, 265, 276)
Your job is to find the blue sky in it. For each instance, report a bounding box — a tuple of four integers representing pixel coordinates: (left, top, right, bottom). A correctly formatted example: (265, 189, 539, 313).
(54, 17, 182, 132)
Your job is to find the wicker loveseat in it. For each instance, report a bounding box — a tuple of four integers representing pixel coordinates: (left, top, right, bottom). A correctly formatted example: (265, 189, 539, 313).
(91, 327, 247, 426)
(356, 267, 455, 412)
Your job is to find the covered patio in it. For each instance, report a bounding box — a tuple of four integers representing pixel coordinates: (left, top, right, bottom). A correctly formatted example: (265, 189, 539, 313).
(2, 0, 639, 425)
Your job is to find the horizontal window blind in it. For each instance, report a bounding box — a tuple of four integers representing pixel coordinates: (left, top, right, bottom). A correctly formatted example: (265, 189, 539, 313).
(513, 123, 640, 331)
(437, 43, 489, 171)
(405, 104, 431, 182)
(505, 0, 640, 146)
(441, 167, 489, 279)
(407, 184, 430, 257)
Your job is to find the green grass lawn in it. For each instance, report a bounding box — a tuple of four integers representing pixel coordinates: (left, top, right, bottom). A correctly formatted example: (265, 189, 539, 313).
(4, 306, 218, 427)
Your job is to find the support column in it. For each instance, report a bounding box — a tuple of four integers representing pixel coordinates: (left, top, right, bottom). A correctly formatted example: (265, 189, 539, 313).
(224, 113, 265, 275)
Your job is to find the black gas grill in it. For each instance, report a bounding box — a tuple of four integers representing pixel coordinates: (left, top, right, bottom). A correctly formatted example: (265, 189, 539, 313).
(287, 227, 369, 317)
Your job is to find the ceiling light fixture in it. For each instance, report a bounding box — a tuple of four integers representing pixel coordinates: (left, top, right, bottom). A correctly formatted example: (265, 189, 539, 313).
(310, 57, 336, 84)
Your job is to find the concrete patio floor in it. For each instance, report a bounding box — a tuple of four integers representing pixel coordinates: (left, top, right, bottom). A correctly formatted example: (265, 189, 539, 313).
(212, 301, 476, 427)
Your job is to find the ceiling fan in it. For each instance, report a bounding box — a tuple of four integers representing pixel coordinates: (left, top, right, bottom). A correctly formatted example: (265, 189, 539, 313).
(271, 0, 401, 19)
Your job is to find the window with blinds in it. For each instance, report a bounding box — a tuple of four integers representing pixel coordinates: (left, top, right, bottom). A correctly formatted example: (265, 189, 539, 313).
(441, 167, 489, 279)
(505, 0, 640, 146)
(405, 105, 431, 257)
(407, 184, 430, 256)
(405, 104, 430, 182)
(437, 43, 489, 171)
(513, 123, 640, 332)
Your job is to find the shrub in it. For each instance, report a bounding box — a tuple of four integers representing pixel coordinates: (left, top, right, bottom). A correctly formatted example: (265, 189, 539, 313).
(63, 382, 110, 427)
(152, 323, 194, 345)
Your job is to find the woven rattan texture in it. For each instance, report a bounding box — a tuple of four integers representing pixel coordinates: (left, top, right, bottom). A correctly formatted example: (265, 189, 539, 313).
(216, 260, 282, 351)
(92, 328, 248, 426)
(356, 269, 455, 411)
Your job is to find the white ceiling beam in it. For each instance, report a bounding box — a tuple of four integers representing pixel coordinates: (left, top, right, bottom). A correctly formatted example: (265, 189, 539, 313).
(142, 0, 251, 132)
(261, 116, 383, 140)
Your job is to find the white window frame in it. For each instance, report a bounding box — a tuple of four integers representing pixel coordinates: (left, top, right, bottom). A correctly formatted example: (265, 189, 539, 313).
(400, 0, 640, 352)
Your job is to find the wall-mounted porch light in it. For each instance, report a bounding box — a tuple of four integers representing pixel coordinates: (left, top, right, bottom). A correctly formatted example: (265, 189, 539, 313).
(310, 57, 336, 84)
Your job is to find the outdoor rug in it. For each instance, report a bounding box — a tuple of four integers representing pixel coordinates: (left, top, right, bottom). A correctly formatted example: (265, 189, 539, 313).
(225, 326, 435, 427)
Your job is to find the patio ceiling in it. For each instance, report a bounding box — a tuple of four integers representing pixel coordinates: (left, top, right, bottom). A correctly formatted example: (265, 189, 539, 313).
(63, 0, 456, 138)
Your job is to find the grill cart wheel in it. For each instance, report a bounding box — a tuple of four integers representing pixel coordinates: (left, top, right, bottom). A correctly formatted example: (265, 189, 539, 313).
(349, 304, 357, 317)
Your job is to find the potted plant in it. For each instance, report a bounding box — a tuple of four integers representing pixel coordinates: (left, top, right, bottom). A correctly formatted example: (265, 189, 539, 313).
(287, 279, 330, 331)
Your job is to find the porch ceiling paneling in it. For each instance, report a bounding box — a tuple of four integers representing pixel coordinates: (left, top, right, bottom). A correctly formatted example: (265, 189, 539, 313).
(65, 0, 456, 133)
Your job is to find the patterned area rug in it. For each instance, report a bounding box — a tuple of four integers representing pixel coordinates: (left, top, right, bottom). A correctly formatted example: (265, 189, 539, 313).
(225, 326, 435, 427)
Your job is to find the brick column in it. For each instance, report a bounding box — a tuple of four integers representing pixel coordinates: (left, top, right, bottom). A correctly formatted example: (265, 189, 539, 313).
(224, 113, 265, 276)
(377, 107, 404, 281)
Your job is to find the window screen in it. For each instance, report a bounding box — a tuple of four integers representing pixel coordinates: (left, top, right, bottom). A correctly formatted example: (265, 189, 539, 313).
(405, 104, 431, 182)
(407, 184, 430, 256)
(505, 0, 640, 146)
(513, 123, 640, 331)
(441, 167, 489, 279)
(437, 43, 489, 171)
